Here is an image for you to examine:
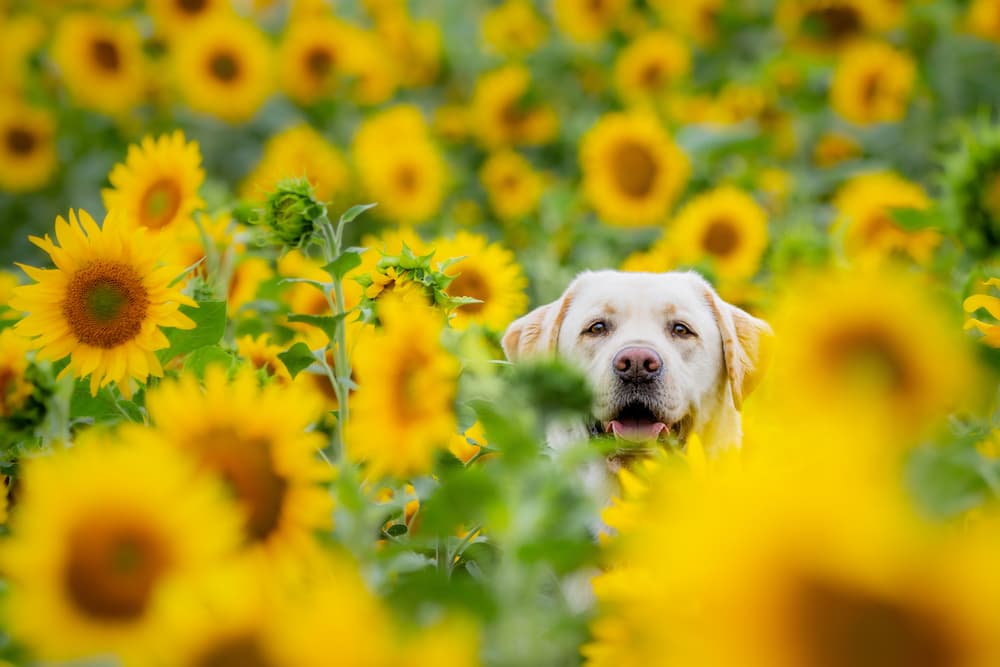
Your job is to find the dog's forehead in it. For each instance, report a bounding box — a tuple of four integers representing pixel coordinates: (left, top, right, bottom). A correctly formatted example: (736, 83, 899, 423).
(568, 271, 708, 318)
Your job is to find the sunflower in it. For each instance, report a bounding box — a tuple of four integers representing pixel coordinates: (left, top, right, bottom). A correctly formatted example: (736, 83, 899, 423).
(620, 234, 680, 273)
(614, 30, 690, 105)
(102, 131, 205, 241)
(237, 334, 293, 384)
(342, 28, 398, 106)
(347, 296, 459, 479)
(374, 13, 441, 89)
(241, 125, 349, 205)
(0, 328, 33, 418)
(965, 278, 1000, 347)
(813, 130, 862, 166)
(229, 256, 273, 315)
(580, 111, 690, 227)
(430, 231, 528, 331)
(479, 149, 544, 221)
(171, 14, 273, 123)
(481, 0, 548, 58)
(278, 15, 358, 105)
(553, 0, 628, 43)
(967, 0, 1000, 44)
(649, 0, 722, 45)
(942, 120, 1000, 258)
(0, 428, 242, 664)
(51, 13, 146, 117)
(832, 171, 939, 264)
(0, 15, 46, 96)
(669, 186, 769, 281)
(147, 0, 232, 38)
(449, 421, 489, 465)
(775, 0, 902, 52)
(353, 105, 447, 225)
(0, 99, 56, 193)
(10, 210, 196, 397)
(831, 40, 915, 125)
(145, 367, 331, 560)
(469, 65, 559, 149)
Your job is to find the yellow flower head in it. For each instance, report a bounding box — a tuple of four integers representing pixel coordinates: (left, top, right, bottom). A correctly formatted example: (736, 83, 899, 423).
(0, 428, 242, 664)
(51, 13, 146, 117)
(581, 111, 690, 227)
(470, 65, 559, 149)
(613, 30, 690, 105)
(241, 125, 349, 205)
(228, 256, 274, 316)
(813, 131, 862, 167)
(775, 0, 903, 53)
(832, 171, 939, 264)
(967, 0, 1000, 44)
(375, 13, 442, 89)
(0, 15, 46, 97)
(669, 185, 769, 281)
(145, 367, 332, 560)
(431, 231, 529, 331)
(964, 278, 1000, 348)
(147, 0, 233, 38)
(10, 210, 196, 396)
(479, 149, 545, 221)
(0, 328, 34, 417)
(237, 333, 293, 384)
(347, 296, 459, 478)
(831, 40, 916, 125)
(278, 15, 360, 105)
(553, 0, 629, 43)
(0, 98, 56, 193)
(171, 15, 273, 123)
(481, 0, 548, 58)
(649, 0, 722, 45)
(102, 130, 206, 239)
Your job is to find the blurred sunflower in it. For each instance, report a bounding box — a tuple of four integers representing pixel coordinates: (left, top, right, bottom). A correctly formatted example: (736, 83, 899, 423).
(10, 210, 195, 397)
(449, 421, 489, 465)
(146, 367, 332, 560)
(147, 0, 232, 37)
(0, 328, 33, 418)
(775, 0, 902, 52)
(580, 111, 690, 227)
(943, 121, 1000, 258)
(481, 0, 548, 58)
(813, 131, 862, 166)
(964, 279, 1000, 347)
(375, 13, 441, 89)
(353, 105, 447, 225)
(621, 235, 680, 273)
(479, 149, 544, 221)
(237, 334, 293, 384)
(0, 100, 56, 193)
(241, 125, 349, 206)
(171, 15, 273, 123)
(102, 130, 205, 239)
(228, 256, 273, 315)
(553, 0, 628, 43)
(470, 65, 559, 149)
(832, 171, 939, 264)
(831, 40, 915, 125)
(51, 13, 146, 116)
(278, 15, 358, 106)
(670, 186, 769, 281)
(967, 0, 1000, 44)
(0, 428, 241, 664)
(614, 30, 690, 105)
(649, 0, 722, 44)
(431, 231, 528, 331)
(343, 28, 398, 106)
(347, 296, 459, 479)
(0, 15, 46, 96)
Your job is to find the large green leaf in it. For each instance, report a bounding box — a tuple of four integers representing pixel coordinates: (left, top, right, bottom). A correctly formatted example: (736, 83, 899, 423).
(161, 301, 227, 362)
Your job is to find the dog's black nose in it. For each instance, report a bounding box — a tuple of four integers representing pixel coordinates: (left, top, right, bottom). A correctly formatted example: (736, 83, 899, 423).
(613, 346, 663, 383)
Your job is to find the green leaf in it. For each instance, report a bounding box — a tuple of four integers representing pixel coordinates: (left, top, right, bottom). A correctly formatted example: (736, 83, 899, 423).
(888, 207, 942, 232)
(277, 342, 316, 378)
(906, 445, 991, 519)
(183, 345, 234, 379)
(286, 312, 347, 341)
(323, 247, 366, 281)
(419, 466, 499, 537)
(338, 202, 377, 225)
(385, 523, 408, 537)
(161, 301, 226, 362)
(69, 382, 120, 422)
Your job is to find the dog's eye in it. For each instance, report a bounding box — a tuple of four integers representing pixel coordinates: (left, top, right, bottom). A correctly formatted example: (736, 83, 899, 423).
(585, 321, 608, 335)
(671, 322, 695, 338)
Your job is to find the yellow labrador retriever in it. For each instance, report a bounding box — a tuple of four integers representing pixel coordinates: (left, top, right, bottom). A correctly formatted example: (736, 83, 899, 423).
(502, 270, 772, 470)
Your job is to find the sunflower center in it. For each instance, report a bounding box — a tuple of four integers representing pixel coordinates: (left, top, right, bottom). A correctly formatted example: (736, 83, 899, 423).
(177, 0, 209, 14)
(802, 6, 863, 45)
(825, 325, 911, 397)
(639, 62, 665, 89)
(64, 261, 151, 349)
(612, 140, 658, 198)
(209, 51, 241, 83)
(793, 574, 962, 667)
(392, 349, 431, 420)
(63, 516, 170, 621)
(5, 126, 36, 156)
(449, 266, 489, 315)
(861, 71, 883, 107)
(91, 38, 121, 73)
(305, 47, 334, 79)
(0, 367, 20, 417)
(140, 178, 183, 230)
(195, 428, 287, 542)
(192, 634, 275, 667)
(395, 164, 420, 194)
(702, 218, 740, 257)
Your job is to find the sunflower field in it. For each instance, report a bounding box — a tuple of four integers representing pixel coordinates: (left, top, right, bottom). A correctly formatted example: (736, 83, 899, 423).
(3, 0, 1000, 665)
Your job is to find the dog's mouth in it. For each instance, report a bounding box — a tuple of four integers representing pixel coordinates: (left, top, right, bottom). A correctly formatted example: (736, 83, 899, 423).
(591, 402, 690, 451)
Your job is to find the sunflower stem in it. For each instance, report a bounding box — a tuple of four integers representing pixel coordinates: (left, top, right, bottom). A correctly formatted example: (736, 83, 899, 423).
(316, 213, 352, 465)
(192, 212, 222, 298)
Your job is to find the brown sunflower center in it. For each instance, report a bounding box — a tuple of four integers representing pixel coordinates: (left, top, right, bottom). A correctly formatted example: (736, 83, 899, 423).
(63, 515, 170, 621)
(702, 218, 740, 257)
(5, 126, 36, 156)
(395, 164, 420, 195)
(194, 428, 287, 542)
(0, 367, 21, 417)
(449, 266, 489, 315)
(861, 71, 883, 107)
(792, 574, 962, 667)
(639, 62, 665, 89)
(177, 0, 209, 14)
(392, 349, 431, 420)
(140, 178, 183, 230)
(824, 325, 912, 397)
(192, 634, 275, 667)
(209, 51, 241, 83)
(802, 6, 863, 45)
(91, 38, 121, 73)
(611, 140, 658, 199)
(63, 260, 151, 349)
(305, 46, 334, 79)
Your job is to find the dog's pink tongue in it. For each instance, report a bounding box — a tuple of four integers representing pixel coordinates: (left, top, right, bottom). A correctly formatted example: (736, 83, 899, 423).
(605, 419, 668, 443)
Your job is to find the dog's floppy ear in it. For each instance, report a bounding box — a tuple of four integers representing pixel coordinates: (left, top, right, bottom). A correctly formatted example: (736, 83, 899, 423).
(703, 285, 774, 409)
(502, 283, 578, 362)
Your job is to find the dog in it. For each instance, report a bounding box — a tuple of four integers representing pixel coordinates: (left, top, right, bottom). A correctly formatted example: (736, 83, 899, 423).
(502, 269, 772, 479)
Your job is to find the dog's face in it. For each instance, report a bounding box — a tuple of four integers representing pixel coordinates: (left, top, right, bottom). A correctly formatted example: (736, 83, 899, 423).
(502, 270, 772, 455)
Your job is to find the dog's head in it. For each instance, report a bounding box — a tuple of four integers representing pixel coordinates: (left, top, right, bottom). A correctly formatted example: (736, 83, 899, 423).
(502, 270, 772, 455)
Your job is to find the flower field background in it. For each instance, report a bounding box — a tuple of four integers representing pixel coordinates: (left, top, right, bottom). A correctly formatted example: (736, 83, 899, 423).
(2, 0, 1000, 665)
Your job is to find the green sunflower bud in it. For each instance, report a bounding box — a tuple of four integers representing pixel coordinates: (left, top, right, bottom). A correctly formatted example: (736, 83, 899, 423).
(261, 178, 326, 247)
